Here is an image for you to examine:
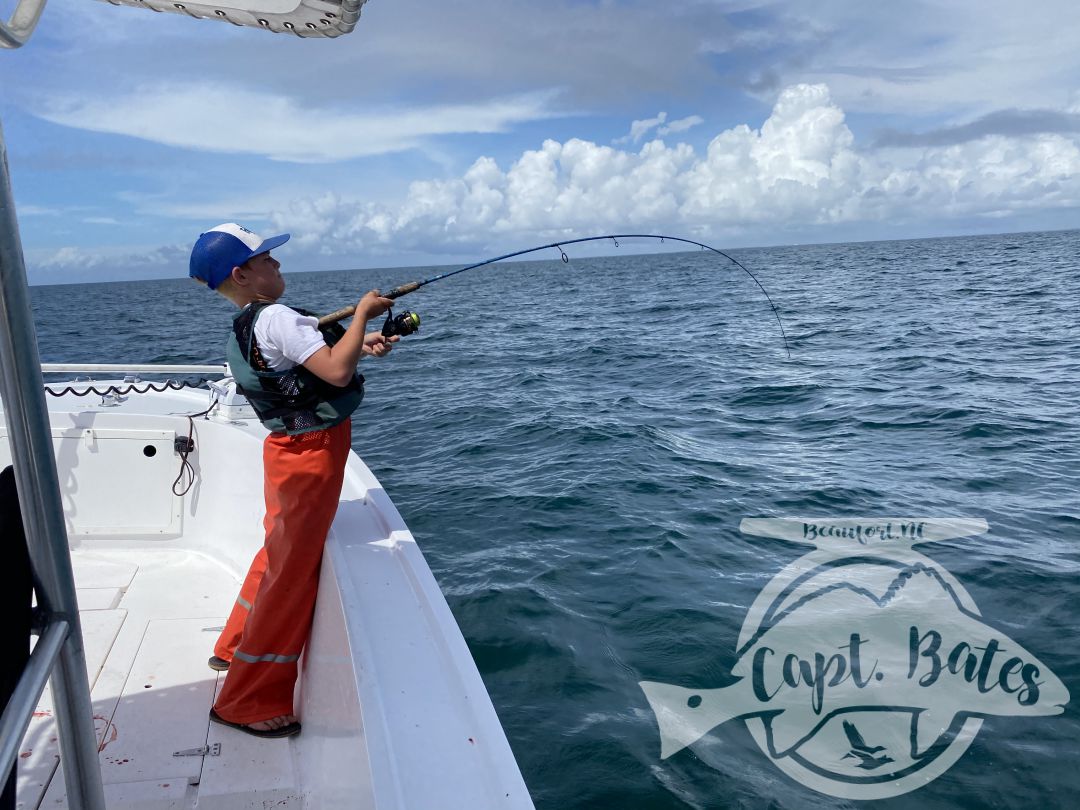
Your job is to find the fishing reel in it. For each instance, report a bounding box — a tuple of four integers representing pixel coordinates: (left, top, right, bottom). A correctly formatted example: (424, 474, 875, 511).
(382, 308, 421, 338)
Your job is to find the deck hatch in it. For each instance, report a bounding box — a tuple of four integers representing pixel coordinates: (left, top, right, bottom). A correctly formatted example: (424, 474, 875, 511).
(0, 427, 184, 537)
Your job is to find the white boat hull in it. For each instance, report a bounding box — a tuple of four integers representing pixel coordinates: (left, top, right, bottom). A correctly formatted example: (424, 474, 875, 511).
(2, 378, 532, 809)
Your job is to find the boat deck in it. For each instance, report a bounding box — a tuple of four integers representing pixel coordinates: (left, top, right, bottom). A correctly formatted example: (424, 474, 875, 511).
(7, 379, 534, 810)
(19, 546, 301, 810)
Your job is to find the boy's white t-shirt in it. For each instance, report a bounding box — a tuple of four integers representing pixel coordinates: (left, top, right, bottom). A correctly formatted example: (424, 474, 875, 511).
(251, 304, 327, 371)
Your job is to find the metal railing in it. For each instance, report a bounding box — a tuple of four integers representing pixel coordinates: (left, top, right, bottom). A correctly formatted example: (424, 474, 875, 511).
(41, 363, 228, 375)
(0, 119, 107, 809)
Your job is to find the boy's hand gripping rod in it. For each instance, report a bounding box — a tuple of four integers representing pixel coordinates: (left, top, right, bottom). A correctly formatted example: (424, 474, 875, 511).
(318, 282, 420, 326)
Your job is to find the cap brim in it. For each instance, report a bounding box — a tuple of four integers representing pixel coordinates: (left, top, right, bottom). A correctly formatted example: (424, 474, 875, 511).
(251, 233, 290, 257)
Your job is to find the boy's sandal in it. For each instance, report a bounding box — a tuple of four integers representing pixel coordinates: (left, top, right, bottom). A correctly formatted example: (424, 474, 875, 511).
(209, 708, 301, 739)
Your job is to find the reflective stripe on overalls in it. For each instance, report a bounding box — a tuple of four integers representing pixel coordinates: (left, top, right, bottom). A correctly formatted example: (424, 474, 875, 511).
(213, 550, 265, 664)
(212, 418, 351, 724)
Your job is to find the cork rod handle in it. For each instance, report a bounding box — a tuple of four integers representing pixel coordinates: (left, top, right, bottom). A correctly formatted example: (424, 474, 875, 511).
(317, 281, 422, 326)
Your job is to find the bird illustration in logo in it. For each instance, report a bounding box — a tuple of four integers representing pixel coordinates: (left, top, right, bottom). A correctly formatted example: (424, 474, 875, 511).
(840, 721, 893, 770)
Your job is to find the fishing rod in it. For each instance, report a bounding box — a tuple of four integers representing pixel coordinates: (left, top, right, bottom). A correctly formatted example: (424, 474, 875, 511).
(319, 234, 791, 357)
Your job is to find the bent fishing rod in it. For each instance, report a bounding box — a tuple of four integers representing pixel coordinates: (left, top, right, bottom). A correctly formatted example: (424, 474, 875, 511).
(319, 234, 791, 358)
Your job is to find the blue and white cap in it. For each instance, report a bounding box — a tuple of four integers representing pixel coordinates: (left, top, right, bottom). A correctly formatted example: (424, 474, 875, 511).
(189, 223, 290, 290)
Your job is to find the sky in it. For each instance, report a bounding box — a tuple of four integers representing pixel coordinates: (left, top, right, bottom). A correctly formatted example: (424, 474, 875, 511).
(3, 0, 1080, 284)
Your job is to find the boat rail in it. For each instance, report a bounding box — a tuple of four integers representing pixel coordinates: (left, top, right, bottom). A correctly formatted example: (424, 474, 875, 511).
(41, 363, 229, 376)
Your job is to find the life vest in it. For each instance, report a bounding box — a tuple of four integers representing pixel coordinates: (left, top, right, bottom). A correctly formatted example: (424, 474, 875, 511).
(226, 303, 364, 435)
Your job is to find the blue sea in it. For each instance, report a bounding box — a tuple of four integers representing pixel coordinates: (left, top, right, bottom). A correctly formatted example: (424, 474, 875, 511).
(31, 230, 1080, 809)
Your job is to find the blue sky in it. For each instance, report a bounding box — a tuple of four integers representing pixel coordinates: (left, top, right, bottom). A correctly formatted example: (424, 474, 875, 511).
(4, 0, 1080, 284)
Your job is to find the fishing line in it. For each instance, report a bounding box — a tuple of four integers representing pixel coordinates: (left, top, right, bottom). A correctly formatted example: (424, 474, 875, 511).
(320, 234, 791, 358)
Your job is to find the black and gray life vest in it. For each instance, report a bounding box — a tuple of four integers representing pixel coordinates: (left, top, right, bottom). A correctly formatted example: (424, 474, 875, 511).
(226, 303, 364, 435)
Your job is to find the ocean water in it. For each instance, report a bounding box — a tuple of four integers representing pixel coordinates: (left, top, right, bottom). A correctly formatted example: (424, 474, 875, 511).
(31, 230, 1080, 809)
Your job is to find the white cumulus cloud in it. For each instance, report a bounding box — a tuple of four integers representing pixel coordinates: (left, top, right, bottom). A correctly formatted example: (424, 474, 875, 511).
(258, 83, 1080, 259)
(28, 243, 190, 284)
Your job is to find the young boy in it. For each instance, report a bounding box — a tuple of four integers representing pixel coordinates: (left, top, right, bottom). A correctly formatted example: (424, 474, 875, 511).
(190, 222, 394, 738)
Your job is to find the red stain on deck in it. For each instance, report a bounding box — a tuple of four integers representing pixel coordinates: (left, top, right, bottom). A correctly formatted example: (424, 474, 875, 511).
(94, 715, 118, 752)
(32, 710, 51, 717)
(19, 750, 31, 759)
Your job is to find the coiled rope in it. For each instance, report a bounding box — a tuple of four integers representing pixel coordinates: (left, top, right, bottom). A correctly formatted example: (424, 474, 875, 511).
(43, 378, 209, 398)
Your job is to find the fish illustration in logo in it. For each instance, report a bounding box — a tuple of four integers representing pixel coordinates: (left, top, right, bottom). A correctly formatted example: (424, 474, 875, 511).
(641, 565, 1069, 760)
(640, 518, 1071, 799)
